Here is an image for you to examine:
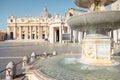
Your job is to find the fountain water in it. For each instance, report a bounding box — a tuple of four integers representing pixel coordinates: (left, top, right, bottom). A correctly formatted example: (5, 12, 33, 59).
(67, 0, 120, 66)
(35, 55, 120, 80)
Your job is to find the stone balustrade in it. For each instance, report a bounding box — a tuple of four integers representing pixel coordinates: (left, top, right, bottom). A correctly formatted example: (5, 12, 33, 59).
(0, 51, 57, 80)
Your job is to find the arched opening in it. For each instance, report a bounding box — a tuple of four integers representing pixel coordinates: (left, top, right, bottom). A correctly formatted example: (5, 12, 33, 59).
(69, 12, 73, 17)
(22, 34, 25, 39)
(42, 34, 45, 39)
(32, 34, 35, 39)
(10, 32, 13, 39)
(56, 30, 59, 42)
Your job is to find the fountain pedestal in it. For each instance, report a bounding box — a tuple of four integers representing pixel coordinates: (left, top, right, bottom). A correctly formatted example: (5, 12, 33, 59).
(81, 34, 114, 65)
(67, 0, 120, 66)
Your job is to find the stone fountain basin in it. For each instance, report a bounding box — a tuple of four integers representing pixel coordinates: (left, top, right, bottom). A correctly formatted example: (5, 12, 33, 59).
(30, 54, 120, 80)
(74, 0, 117, 8)
(67, 11, 120, 31)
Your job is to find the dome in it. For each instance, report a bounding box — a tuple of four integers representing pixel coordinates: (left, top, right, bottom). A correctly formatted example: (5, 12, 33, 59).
(40, 7, 51, 18)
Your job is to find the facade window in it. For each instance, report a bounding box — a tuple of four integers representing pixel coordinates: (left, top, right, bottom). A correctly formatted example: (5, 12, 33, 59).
(10, 32, 13, 39)
(10, 19, 13, 22)
(28, 35, 30, 39)
(42, 34, 45, 39)
(22, 34, 25, 39)
(69, 13, 73, 17)
(56, 30, 59, 42)
(32, 34, 35, 39)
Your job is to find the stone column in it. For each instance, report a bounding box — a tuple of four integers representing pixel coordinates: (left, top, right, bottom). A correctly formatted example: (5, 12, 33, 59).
(62, 25, 64, 43)
(7, 27, 10, 39)
(35, 26, 37, 40)
(30, 26, 32, 39)
(117, 29, 120, 43)
(76, 31, 78, 43)
(38, 26, 40, 39)
(69, 29, 72, 42)
(109, 31, 111, 38)
(113, 30, 118, 43)
(59, 26, 62, 43)
(78, 31, 83, 43)
(45, 31, 47, 39)
(46, 26, 49, 40)
(25, 27, 28, 39)
(73, 30, 76, 43)
(67, 25, 70, 33)
(13, 26, 16, 39)
(19, 26, 22, 40)
(45, 26, 47, 39)
(55, 29, 57, 42)
(39, 26, 42, 40)
(50, 26, 54, 43)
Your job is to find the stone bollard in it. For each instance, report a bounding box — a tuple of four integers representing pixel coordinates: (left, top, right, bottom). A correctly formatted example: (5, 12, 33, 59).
(52, 51, 57, 56)
(6, 61, 16, 80)
(22, 55, 29, 69)
(30, 52, 36, 62)
(43, 52, 47, 57)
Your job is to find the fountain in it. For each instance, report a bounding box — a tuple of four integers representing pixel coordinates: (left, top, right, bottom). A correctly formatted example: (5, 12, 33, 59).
(26, 0, 120, 80)
(67, 0, 120, 66)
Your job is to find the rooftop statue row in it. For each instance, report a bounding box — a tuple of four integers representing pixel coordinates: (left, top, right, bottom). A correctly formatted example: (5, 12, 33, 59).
(7, 6, 87, 24)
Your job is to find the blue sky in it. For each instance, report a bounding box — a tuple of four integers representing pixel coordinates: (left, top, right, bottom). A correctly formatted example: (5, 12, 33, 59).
(0, 0, 111, 30)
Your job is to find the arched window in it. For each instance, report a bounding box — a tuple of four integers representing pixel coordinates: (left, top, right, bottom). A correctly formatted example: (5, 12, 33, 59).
(10, 19, 13, 22)
(69, 13, 73, 17)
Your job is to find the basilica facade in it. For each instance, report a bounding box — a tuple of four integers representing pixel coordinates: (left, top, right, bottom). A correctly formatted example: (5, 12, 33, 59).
(7, 1, 120, 43)
(7, 7, 85, 43)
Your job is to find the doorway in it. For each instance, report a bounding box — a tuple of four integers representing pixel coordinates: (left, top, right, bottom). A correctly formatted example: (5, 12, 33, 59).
(56, 30, 59, 42)
(22, 34, 25, 39)
(10, 32, 13, 39)
(32, 34, 35, 39)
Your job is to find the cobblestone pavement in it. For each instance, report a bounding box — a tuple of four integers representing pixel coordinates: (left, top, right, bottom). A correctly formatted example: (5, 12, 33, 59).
(0, 41, 81, 79)
(0, 41, 81, 57)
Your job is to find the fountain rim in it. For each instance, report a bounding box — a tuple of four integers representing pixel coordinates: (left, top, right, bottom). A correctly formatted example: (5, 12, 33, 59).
(26, 54, 81, 80)
(67, 11, 120, 31)
(68, 10, 120, 20)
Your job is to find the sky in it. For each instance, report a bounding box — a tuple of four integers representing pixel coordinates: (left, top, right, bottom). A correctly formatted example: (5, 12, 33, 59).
(0, 0, 111, 30)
